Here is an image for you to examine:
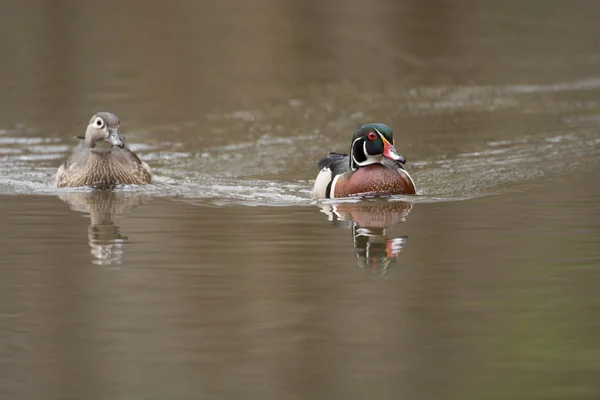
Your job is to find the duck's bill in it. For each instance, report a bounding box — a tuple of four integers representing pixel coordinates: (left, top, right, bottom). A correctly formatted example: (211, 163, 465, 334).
(382, 139, 406, 164)
(108, 129, 125, 148)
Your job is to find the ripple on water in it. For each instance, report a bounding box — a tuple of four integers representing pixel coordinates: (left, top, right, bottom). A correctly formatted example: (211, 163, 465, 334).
(1, 77, 600, 204)
(1, 124, 598, 204)
(412, 126, 600, 197)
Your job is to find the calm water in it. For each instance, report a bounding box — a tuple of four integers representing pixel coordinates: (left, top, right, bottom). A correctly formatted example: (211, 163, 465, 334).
(1, 1, 600, 399)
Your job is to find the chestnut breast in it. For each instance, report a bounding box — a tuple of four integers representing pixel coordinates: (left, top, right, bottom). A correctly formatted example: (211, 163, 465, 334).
(334, 164, 416, 198)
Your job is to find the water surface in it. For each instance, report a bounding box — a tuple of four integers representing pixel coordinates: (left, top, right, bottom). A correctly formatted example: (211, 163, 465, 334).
(1, 1, 600, 399)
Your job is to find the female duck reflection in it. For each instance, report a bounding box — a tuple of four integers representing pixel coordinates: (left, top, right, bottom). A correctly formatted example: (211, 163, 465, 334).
(59, 190, 146, 266)
(319, 201, 412, 275)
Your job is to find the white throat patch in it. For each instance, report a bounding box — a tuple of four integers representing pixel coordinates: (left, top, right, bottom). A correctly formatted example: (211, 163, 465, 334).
(351, 139, 384, 169)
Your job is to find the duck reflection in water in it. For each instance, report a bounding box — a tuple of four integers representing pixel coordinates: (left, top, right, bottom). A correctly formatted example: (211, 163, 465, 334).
(319, 201, 412, 274)
(59, 190, 146, 266)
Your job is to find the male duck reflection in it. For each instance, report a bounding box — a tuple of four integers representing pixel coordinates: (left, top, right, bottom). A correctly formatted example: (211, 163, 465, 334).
(320, 201, 412, 274)
(56, 112, 151, 189)
(314, 123, 416, 199)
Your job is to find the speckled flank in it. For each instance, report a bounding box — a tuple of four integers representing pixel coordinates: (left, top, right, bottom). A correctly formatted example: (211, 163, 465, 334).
(333, 164, 416, 198)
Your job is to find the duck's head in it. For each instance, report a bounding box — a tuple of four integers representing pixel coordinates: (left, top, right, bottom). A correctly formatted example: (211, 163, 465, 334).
(85, 112, 125, 149)
(349, 123, 405, 171)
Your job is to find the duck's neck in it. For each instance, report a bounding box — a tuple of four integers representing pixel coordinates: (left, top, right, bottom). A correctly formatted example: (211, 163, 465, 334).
(89, 142, 116, 155)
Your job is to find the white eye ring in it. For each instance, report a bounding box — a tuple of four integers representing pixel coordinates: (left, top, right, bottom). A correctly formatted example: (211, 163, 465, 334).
(94, 117, 104, 128)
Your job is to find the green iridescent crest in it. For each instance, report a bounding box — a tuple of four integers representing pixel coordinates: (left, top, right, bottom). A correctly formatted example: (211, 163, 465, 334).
(352, 123, 394, 144)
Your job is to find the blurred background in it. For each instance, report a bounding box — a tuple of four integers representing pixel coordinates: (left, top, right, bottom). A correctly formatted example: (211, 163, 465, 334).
(1, 0, 600, 399)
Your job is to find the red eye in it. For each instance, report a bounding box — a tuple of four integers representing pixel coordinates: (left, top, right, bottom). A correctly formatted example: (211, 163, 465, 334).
(367, 132, 377, 141)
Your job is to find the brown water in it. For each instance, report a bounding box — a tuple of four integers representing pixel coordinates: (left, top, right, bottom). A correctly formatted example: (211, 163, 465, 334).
(1, 1, 600, 399)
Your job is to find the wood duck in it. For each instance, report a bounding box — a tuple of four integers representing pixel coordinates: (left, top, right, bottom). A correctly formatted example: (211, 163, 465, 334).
(55, 112, 152, 189)
(313, 123, 416, 199)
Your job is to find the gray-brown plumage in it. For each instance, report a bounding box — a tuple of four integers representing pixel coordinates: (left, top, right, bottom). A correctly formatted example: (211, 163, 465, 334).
(59, 190, 147, 265)
(55, 112, 151, 189)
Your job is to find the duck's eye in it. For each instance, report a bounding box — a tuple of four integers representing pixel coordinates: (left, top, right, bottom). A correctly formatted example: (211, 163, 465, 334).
(95, 118, 104, 128)
(367, 132, 378, 141)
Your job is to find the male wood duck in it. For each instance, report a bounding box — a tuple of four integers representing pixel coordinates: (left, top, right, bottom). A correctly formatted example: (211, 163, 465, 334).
(55, 112, 151, 189)
(313, 123, 416, 199)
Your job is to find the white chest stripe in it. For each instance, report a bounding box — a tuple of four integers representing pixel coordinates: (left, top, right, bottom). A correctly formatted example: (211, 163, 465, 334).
(329, 174, 343, 199)
(400, 168, 416, 189)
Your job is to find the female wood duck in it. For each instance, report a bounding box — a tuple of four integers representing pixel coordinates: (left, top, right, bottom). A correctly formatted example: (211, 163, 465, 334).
(55, 112, 151, 189)
(313, 123, 416, 199)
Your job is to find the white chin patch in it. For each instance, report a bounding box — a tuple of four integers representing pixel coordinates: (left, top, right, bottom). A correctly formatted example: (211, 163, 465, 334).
(313, 167, 332, 199)
(355, 142, 383, 167)
(357, 154, 384, 167)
